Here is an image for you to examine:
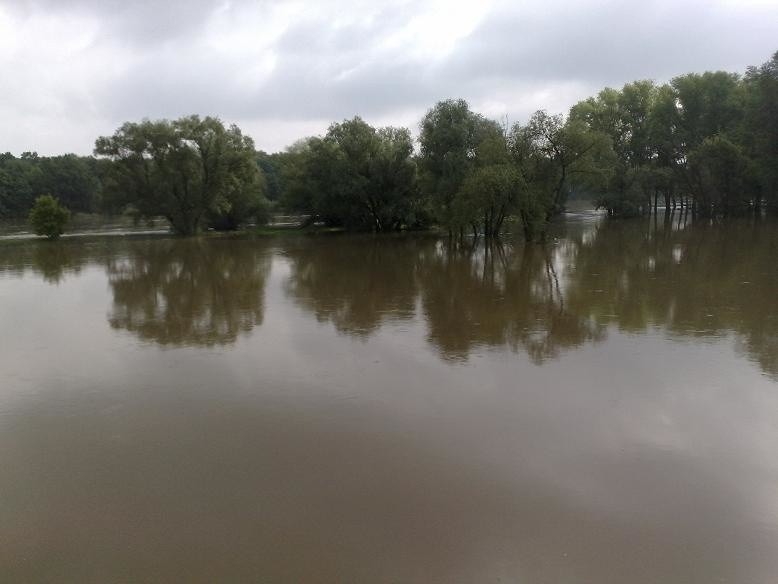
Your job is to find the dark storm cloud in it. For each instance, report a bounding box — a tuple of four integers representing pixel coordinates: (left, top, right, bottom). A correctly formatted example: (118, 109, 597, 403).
(1, 0, 776, 154)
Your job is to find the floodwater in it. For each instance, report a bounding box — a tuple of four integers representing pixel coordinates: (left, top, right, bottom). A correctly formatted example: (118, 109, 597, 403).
(1, 213, 777, 583)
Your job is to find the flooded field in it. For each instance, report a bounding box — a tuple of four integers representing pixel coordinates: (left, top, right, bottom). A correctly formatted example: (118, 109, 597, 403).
(1, 213, 777, 583)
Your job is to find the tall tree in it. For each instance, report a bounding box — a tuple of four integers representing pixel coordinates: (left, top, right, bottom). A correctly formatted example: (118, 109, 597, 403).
(511, 111, 611, 220)
(95, 116, 266, 234)
(570, 82, 663, 214)
(418, 99, 500, 231)
(451, 131, 528, 238)
(743, 51, 778, 212)
(282, 117, 421, 231)
(688, 136, 757, 215)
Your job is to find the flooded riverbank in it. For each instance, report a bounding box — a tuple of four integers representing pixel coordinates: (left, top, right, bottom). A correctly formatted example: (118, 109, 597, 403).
(1, 213, 777, 583)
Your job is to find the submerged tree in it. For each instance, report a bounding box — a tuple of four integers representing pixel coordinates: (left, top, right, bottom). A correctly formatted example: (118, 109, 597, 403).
(688, 136, 757, 215)
(570, 81, 660, 215)
(566, 59, 776, 217)
(0, 49, 775, 233)
(743, 51, 778, 212)
(418, 99, 502, 233)
(29, 194, 70, 240)
(510, 110, 612, 232)
(451, 131, 529, 238)
(95, 115, 266, 235)
(282, 117, 422, 231)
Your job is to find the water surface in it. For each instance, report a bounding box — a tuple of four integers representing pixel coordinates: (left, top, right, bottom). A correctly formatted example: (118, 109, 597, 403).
(1, 214, 777, 583)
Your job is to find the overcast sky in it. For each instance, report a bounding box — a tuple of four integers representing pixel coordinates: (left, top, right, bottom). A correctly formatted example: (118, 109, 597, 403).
(1, 0, 776, 155)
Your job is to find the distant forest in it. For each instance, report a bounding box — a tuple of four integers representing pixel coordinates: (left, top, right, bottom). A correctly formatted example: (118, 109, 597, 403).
(1, 51, 776, 238)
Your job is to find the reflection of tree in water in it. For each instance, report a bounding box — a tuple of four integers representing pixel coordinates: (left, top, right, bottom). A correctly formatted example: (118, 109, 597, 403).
(107, 238, 271, 346)
(0, 240, 91, 284)
(566, 215, 778, 378)
(282, 217, 778, 378)
(417, 240, 605, 362)
(4, 214, 775, 376)
(283, 234, 605, 362)
(283, 235, 423, 336)
(32, 244, 87, 284)
(418, 216, 778, 374)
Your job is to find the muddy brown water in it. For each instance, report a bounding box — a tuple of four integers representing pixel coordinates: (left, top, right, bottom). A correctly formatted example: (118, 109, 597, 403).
(1, 213, 777, 583)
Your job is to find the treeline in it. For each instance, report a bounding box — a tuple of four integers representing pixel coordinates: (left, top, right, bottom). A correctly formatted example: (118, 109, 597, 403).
(570, 53, 778, 218)
(0, 152, 107, 217)
(2, 51, 776, 237)
(0, 119, 271, 236)
(276, 49, 778, 236)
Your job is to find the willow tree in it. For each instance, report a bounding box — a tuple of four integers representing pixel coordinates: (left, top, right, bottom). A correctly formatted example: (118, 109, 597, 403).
(452, 133, 527, 239)
(95, 115, 265, 235)
(281, 117, 421, 231)
(510, 111, 611, 220)
(743, 51, 778, 212)
(688, 136, 757, 215)
(418, 99, 501, 232)
(570, 81, 661, 213)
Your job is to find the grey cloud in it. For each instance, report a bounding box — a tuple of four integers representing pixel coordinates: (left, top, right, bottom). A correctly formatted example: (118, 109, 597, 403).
(444, 0, 778, 86)
(15, 0, 221, 45)
(1, 0, 776, 154)
(273, 5, 408, 56)
(93, 5, 441, 122)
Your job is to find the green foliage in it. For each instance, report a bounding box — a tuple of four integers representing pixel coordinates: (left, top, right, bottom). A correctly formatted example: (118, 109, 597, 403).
(95, 115, 266, 235)
(743, 51, 778, 211)
(281, 117, 422, 231)
(33, 155, 101, 213)
(418, 99, 503, 230)
(570, 81, 661, 212)
(0, 153, 41, 217)
(256, 150, 284, 201)
(28, 194, 70, 240)
(453, 163, 524, 237)
(688, 136, 757, 214)
(568, 55, 774, 217)
(671, 71, 743, 148)
(418, 99, 615, 239)
(510, 110, 612, 232)
(0, 152, 101, 218)
(1, 49, 776, 232)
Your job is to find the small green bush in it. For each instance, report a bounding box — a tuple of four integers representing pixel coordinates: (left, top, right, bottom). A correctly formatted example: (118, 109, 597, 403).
(29, 194, 70, 240)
